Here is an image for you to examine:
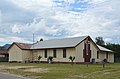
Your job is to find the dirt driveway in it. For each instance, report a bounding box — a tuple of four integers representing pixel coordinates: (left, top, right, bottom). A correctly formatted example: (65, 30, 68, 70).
(0, 65, 49, 79)
(0, 65, 49, 72)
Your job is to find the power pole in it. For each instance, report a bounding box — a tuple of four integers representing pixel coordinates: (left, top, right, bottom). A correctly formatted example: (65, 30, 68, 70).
(33, 33, 34, 46)
(32, 33, 34, 62)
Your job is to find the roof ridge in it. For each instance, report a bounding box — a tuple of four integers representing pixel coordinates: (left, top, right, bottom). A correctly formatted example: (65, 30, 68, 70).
(14, 42, 32, 45)
(31, 36, 88, 49)
(37, 36, 88, 43)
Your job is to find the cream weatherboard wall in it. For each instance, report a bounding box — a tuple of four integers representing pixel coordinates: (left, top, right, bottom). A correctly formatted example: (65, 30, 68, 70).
(33, 48, 75, 62)
(22, 50, 32, 61)
(90, 40, 100, 62)
(108, 53, 114, 62)
(75, 41, 84, 62)
(90, 40, 114, 63)
(99, 52, 114, 63)
(75, 39, 99, 63)
(75, 39, 100, 63)
(9, 44, 32, 62)
(75, 39, 114, 63)
(9, 44, 23, 62)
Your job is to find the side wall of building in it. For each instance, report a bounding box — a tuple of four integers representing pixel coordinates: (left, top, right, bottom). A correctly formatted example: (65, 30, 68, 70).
(9, 44, 33, 62)
(33, 48, 75, 63)
(9, 44, 23, 62)
(22, 50, 32, 61)
(75, 39, 100, 63)
(108, 53, 114, 62)
(90, 40, 114, 63)
(75, 39, 114, 63)
(75, 41, 84, 62)
(90, 41, 100, 62)
(99, 52, 114, 63)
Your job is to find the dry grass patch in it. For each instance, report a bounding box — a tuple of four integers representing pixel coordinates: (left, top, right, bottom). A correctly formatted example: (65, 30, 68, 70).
(0, 65, 35, 70)
(7, 66, 35, 69)
(24, 68, 49, 73)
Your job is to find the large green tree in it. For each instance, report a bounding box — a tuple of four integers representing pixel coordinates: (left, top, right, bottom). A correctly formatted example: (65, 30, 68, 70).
(95, 37, 105, 46)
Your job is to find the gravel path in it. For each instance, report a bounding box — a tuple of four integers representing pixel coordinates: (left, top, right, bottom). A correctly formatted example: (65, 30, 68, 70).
(0, 72, 30, 79)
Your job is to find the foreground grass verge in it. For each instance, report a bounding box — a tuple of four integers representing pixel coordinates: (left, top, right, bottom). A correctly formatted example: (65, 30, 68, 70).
(0, 62, 120, 79)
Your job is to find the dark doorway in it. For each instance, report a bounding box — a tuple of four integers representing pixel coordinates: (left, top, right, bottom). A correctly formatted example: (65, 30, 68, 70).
(83, 40, 91, 62)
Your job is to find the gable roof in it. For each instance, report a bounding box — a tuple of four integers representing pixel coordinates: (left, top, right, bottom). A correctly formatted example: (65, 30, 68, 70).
(15, 42, 32, 49)
(31, 36, 88, 49)
(8, 42, 32, 50)
(97, 45, 113, 52)
(31, 36, 113, 52)
(8, 36, 113, 53)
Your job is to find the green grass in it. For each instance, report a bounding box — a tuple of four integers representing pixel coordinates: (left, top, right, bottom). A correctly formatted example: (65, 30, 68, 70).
(0, 62, 120, 79)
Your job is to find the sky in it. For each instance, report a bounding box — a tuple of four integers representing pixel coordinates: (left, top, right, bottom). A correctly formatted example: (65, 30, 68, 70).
(0, 0, 120, 46)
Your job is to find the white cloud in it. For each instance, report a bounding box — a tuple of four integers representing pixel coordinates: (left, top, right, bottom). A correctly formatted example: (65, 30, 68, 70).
(11, 19, 59, 37)
(11, 0, 54, 19)
(11, 0, 120, 41)
(11, 24, 21, 33)
(11, 0, 52, 9)
(60, 0, 120, 38)
(55, 0, 120, 41)
(11, 0, 53, 14)
(0, 10, 1, 26)
(1, 0, 120, 45)
(0, 36, 30, 43)
(104, 38, 112, 43)
(64, 0, 76, 3)
(0, 38, 4, 42)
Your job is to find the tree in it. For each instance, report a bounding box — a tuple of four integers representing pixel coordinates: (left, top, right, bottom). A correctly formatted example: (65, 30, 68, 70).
(48, 56, 53, 64)
(38, 55, 42, 63)
(69, 56, 75, 65)
(95, 37, 105, 46)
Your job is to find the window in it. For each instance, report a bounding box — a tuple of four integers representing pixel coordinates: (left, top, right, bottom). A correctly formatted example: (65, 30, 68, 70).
(44, 49, 47, 58)
(97, 51, 99, 59)
(63, 48, 66, 58)
(53, 49, 57, 58)
(0, 55, 5, 57)
(106, 52, 108, 59)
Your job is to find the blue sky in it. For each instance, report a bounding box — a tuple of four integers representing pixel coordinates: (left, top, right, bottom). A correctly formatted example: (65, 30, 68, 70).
(0, 0, 120, 46)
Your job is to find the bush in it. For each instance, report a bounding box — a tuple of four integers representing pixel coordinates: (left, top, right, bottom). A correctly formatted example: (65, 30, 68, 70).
(69, 56, 75, 65)
(48, 56, 53, 64)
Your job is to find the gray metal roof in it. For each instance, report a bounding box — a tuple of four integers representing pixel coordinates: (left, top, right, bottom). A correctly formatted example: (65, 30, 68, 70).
(97, 45, 113, 52)
(30, 36, 113, 52)
(31, 36, 88, 49)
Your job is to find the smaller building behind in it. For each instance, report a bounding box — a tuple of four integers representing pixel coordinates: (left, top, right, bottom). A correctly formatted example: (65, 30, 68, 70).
(0, 44, 10, 62)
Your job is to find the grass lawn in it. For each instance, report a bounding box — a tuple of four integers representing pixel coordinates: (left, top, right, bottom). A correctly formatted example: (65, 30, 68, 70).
(0, 62, 120, 79)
